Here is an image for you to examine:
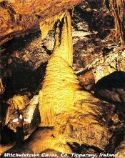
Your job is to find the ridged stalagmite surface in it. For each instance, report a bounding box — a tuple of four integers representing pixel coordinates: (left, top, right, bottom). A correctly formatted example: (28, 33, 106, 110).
(39, 11, 79, 127)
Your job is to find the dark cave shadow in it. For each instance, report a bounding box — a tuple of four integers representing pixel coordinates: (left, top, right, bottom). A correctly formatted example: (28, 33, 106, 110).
(2, 58, 47, 100)
(94, 71, 125, 120)
(0, 126, 16, 145)
(2, 30, 41, 53)
(94, 71, 125, 103)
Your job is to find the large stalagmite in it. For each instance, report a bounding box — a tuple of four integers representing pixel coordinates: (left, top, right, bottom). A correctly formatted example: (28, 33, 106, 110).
(38, 10, 113, 152)
(39, 11, 79, 127)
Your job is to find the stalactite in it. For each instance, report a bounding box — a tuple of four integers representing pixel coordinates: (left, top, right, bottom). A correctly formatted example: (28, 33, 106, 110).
(108, 0, 124, 44)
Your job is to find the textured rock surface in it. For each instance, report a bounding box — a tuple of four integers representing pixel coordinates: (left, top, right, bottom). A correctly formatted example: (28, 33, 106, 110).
(0, 0, 125, 156)
(0, 0, 82, 45)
